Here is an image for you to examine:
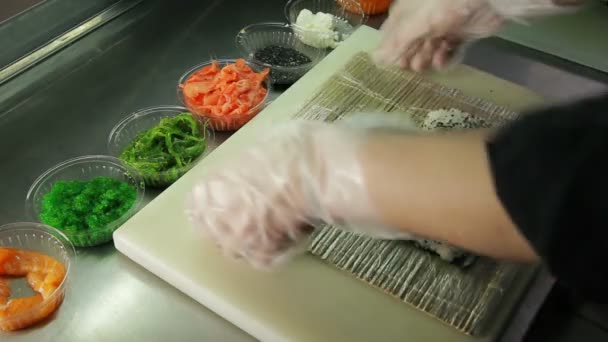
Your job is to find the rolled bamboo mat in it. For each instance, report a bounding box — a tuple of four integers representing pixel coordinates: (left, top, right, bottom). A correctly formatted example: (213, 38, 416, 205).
(298, 52, 525, 335)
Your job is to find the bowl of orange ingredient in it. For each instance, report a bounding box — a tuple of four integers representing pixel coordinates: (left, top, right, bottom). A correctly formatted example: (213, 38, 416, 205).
(177, 59, 271, 131)
(339, 0, 391, 15)
(0, 222, 74, 332)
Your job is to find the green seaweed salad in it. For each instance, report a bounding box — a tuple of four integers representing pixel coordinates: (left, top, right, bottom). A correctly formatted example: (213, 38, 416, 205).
(120, 113, 207, 186)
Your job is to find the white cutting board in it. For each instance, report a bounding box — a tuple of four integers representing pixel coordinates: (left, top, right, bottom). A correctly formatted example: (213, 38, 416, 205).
(114, 26, 545, 342)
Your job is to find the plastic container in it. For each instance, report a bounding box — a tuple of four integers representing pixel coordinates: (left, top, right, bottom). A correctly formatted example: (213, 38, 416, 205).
(0, 222, 74, 332)
(177, 59, 272, 131)
(340, 0, 391, 15)
(236, 22, 327, 85)
(284, 0, 366, 48)
(107, 106, 213, 187)
(25, 155, 145, 247)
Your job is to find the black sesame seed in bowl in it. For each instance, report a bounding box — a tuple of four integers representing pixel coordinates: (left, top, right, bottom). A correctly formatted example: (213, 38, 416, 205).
(254, 46, 312, 68)
(236, 22, 326, 85)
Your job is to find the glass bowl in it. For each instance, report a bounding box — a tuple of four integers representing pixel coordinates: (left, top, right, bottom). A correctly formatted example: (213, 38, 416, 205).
(342, 0, 391, 15)
(177, 59, 272, 131)
(0, 222, 74, 332)
(107, 106, 214, 188)
(284, 0, 367, 48)
(236, 22, 327, 85)
(25, 155, 145, 247)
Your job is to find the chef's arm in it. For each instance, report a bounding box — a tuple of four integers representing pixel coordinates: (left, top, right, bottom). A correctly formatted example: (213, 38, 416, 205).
(353, 130, 539, 262)
(350, 94, 608, 302)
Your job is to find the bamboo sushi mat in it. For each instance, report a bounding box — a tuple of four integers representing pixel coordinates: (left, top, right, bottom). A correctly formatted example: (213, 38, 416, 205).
(297, 53, 524, 336)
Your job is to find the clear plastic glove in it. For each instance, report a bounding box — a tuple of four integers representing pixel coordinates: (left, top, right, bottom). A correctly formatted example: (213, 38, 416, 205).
(374, 0, 581, 72)
(186, 121, 409, 270)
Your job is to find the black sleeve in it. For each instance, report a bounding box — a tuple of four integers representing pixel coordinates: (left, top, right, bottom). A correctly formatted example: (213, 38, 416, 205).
(486, 93, 608, 303)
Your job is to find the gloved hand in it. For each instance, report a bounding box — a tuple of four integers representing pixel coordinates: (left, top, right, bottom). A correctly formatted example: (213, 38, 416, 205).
(186, 121, 409, 270)
(374, 0, 582, 72)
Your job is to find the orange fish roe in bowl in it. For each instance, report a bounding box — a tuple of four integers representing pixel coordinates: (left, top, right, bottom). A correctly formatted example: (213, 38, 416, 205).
(178, 59, 271, 131)
(0, 223, 74, 332)
(338, 0, 390, 15)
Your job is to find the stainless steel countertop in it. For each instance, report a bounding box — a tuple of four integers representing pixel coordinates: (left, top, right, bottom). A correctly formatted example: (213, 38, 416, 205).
(1, 0, 607, 341)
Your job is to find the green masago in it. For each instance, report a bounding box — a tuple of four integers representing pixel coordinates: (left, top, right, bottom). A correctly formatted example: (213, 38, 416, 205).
(40, 177, 137, 232)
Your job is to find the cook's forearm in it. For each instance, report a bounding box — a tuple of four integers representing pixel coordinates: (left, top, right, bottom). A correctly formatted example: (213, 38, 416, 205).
(359, 131, 538, 261)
